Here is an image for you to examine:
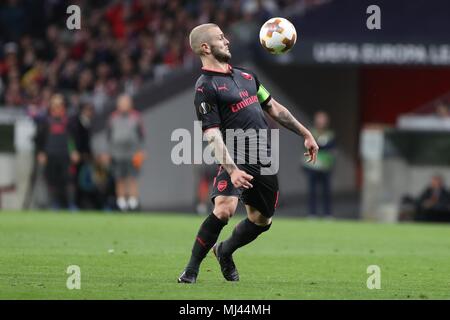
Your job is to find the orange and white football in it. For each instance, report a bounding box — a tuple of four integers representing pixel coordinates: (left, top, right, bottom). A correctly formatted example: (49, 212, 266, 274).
(259, 17, 297, 54)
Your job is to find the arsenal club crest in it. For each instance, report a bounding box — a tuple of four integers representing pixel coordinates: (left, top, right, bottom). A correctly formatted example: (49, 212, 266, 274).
(217, 180, 228, 192)
(241, 72, 253, 80)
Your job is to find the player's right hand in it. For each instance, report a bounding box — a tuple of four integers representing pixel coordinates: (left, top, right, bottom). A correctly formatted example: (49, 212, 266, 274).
(230, 169, 254, 189)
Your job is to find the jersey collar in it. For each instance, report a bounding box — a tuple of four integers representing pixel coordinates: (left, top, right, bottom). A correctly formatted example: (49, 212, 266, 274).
(201, 64, 233, 76)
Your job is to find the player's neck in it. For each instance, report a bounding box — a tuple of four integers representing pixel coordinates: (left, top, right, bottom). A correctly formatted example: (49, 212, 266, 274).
(201, 60, 230, 73)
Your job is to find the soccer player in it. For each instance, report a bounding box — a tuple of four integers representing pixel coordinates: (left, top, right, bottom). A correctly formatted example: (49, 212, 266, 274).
(178, 24, 319, 283)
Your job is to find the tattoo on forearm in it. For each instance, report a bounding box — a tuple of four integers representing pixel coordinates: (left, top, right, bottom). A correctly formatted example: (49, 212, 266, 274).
(277, 110, 303, 136)
(205, 129, 237, 174)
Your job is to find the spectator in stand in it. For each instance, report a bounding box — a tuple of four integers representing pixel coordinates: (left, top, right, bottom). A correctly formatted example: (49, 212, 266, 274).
(435, 100, 450, 118)
(303, 111, 336, 218)
(1, 0, 308, 112)
(106, 94, 145, 212)
(415, 175, 450, 222)
(34, 94, 80, 209)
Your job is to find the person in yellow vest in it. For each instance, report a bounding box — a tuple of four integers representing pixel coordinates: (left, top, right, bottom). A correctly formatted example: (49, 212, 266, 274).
(303, 111, 336, 218)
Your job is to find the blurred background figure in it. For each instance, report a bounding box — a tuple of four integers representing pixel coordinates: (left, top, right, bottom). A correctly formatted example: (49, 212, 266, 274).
(303, 111, 336, 218)
(76, 152, 116, 211)
(106, 94, 145, 212)
(416, 175, 450, 221)
(34, 94, 79, 210)
(92, 153, 117, 210)
(68, 101, 96, 209)
(195, 164, 217, 215)
(435, 100, 450, 118)
(400, 174, 450, 222)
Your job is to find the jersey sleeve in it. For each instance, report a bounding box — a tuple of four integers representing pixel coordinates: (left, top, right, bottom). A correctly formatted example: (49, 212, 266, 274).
(194, 83, 221, 131)
(254, 74, 272, 110)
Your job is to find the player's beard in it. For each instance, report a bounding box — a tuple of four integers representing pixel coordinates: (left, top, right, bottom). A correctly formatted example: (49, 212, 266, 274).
(211, 44, 231, 63)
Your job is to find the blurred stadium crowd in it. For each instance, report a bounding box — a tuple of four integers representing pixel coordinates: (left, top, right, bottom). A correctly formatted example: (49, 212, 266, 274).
(0, 0, 327, 114)
(0, 0, 329, 211)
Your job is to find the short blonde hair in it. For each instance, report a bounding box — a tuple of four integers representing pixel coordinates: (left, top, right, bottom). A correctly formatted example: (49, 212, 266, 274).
(189, 23, 218, 55)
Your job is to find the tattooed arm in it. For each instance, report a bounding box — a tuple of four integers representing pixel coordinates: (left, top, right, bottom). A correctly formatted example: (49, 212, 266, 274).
(203, 127, 254, 189)
(263, 98, 319, 163)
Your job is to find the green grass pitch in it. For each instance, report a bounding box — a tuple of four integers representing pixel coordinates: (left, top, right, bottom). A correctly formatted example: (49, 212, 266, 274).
(0, 211, 449, 300)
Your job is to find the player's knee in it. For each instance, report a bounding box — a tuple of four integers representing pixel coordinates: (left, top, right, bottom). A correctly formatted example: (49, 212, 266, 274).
(248, 210, 272, 226)
(213, 206, 235, 221)
(213, 204, 236, 221)
(213, 197, 237, 221)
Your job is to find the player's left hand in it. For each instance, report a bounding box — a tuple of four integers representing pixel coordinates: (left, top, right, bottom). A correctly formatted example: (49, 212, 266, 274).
(304, 134, 319, 164)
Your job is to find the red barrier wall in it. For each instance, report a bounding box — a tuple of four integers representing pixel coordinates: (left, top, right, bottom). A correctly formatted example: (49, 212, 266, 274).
(360, 67, 450, 124)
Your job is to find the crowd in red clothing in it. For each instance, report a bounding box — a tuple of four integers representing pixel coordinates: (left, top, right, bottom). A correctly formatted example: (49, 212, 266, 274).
(0, 0, 324, 118)
(0, 0, 201, 116)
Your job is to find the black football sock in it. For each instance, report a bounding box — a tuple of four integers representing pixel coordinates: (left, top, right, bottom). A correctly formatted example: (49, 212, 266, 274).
(186, 213, 227, 273)
(220, 218, 271, 256)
